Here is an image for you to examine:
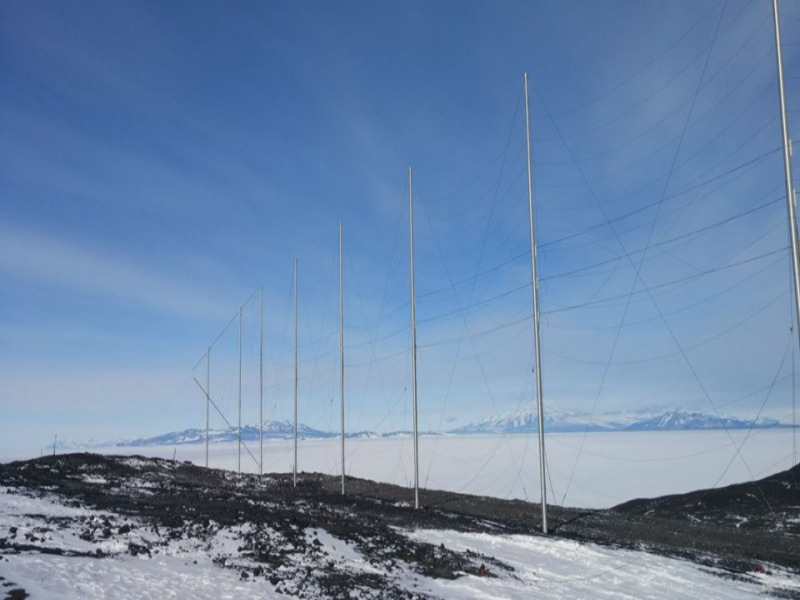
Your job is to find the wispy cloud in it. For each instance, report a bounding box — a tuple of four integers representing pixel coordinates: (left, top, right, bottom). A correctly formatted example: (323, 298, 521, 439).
(0, 224, 240, 320)
(0, 363, 201, 459)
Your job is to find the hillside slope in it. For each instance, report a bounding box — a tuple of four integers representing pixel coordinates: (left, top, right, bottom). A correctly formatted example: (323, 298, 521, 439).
(0, 454, 797, 598)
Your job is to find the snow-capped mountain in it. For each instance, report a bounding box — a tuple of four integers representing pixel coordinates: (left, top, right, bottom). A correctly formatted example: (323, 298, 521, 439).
(451, 409, 783, 435)
(450, 408, 618, 434)
(622, 411, 781, 432)
(96, 421, 336, 448)
(66, 423, 429, 449)
(58, 410, 787, 450)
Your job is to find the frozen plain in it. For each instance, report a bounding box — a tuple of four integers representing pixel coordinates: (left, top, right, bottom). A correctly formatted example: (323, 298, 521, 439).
(84, 428, 798, 508)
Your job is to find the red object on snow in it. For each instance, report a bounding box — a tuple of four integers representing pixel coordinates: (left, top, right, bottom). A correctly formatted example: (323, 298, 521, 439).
(754, 564, 764, 573)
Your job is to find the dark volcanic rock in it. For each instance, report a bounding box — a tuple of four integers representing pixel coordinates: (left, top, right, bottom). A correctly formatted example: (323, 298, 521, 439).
(614, 463, 800, 534)
(556, 463, 800, 573)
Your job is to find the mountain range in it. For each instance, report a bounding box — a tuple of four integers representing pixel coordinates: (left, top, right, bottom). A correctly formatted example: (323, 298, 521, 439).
(450, 408, 783, 435)
(57, 409, 788, 449)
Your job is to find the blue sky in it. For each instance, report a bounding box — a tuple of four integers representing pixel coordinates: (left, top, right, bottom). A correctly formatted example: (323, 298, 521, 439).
(3, 0, 800, 457)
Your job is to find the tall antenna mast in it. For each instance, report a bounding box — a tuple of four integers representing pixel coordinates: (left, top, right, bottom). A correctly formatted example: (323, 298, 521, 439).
(773, 1, 800, 467)
(774, 0, 800, 355)
(409, 165, 420, 509)
(339, 222, 346, 495)
(294, 258, 299, 487)
(524, 72, 548, 534)
(259, 286, 264, 476)
(238, 305, 243, 474)
(206, 347, 211, 468)
(793, 326, 797, 466)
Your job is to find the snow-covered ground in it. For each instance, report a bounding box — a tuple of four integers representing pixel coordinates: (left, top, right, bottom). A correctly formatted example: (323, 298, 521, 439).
(1, 484, 797, 599)
(66, 428, 799, 508)
(0, 486, 281, 599)
(407, 529, 800, 599)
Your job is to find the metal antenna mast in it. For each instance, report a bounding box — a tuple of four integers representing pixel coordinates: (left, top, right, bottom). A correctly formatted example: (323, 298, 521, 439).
(794, 325, 797, 466)
(774, 0, 800, 356)
(206, 347, 210, 468)
(259, 286, 264, 475)
(339, 222, 346, 495)
(238, 306, 243, 474)
(294, 258, 299, 487)
(524, 72, 548, 534)
(409, 166, 420, 509)
(773, 1, 800, 467)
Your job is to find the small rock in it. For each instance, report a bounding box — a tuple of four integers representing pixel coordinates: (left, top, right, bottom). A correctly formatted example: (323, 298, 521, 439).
(128, 542, 151, 558)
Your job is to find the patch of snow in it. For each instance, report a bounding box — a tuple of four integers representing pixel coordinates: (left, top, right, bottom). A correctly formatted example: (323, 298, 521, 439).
(2, 551, 286, 599)
(82, 476, 108, 485)
(306, 528, 383, 575)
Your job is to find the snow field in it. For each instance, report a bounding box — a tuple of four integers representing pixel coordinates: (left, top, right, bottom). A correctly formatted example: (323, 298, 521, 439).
(83, 428, 797, 508)
(406, 529, 800, 599)
(0, 488, 283, 599)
